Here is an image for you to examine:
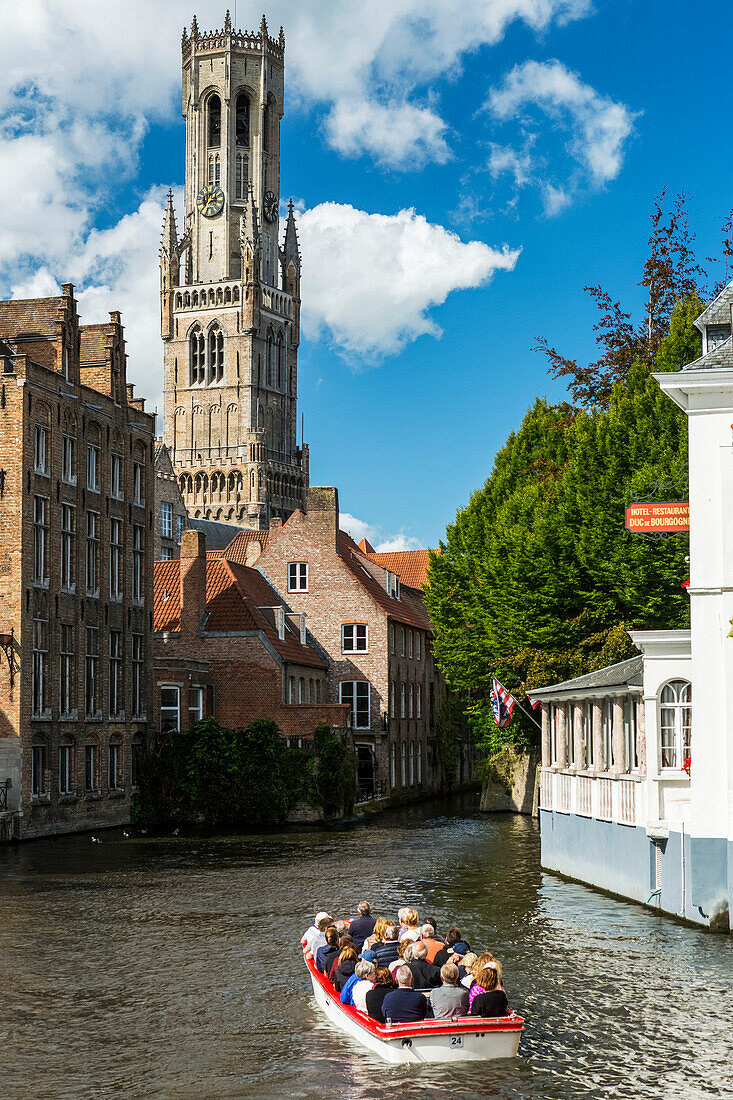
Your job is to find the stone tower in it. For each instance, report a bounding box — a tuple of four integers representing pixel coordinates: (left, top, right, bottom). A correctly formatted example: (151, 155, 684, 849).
(160, 11, 308, 529)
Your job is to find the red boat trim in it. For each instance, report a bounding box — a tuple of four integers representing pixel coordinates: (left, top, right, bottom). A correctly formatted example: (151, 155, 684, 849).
(304, 951, 524, 1040)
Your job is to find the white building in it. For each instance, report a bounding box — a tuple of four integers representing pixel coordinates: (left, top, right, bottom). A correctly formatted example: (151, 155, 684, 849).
(534, 285, 733, 932)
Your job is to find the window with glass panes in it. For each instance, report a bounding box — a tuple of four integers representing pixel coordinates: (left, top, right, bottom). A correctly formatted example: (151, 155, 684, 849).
(111, 453, 123, 499)
(176, 514, 184, 545)
(400, 627, 405, 656)
(32, 618, 48, 716)
(408, 631, 413, 658)
(416, 684, 422, 719)
(132, 525, 144, 602)
(624, 698, 638, 771)
(160, 502, 172, 539)
(160, 686, 180, 733)
(34, 425, 49, 474)
(132, 634, 144, 717)
(189, 686, 204, 726)
(390, 681, 395, 718)
(34, 496, 49, 585)
(59, 743, 73, 794)
(87, 443, 100, 492)
(389, 623, 395, 653)
(60, 623, 75, 716)
(86, 511, 99, 595)
(62, 433, 76, 484)
(61, 503, 75, 590)
(339, 680, 370, 728)
(409, 742, 414, 784)
(108, 742, 121, 790)
(109, 630, 123, 717)
(409, 683, 414, 718)
(342, 623, 367, 652)
(32, 743, 47, 795)
(415, 632, 421, 660)
(288, 562, 308, 591)
(85, 744, 99, 791)
(133, 462, 145, 505)
(110, 518, 122, 599)
(660, 680, 691, 769)
(85, 626, 99, 718)
(401, 742, 406, 785)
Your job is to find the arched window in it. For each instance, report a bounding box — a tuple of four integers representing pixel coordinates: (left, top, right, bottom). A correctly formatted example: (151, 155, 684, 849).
(208, 94, 221, 148)
(208, 327, 224, 383)
(189, 327, 205, 385)
(660, 680, 691, 770)
(276, 333, 284, 390)
(236, 93, 250, 146)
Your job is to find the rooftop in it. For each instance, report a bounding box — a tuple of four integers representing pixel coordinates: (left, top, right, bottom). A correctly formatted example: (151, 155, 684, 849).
(528, 655, 643, 698)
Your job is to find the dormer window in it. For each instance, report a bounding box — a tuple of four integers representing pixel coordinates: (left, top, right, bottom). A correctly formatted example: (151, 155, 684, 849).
(386, 571, 400, 599)
(707, 324, 731, 352)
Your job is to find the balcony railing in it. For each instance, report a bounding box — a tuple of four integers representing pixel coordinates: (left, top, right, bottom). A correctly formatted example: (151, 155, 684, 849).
(541, 768, 641, 828)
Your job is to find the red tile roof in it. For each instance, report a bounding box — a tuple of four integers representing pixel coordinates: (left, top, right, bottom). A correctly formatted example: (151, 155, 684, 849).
(223, 528, 271, 565)
(362, 549, 435, 590)
(337, 532, 431, 631)
(153, 557, 325, 668)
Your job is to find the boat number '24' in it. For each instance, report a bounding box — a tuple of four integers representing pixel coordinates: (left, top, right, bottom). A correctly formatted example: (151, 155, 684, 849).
(450, 1037, 463, 1047)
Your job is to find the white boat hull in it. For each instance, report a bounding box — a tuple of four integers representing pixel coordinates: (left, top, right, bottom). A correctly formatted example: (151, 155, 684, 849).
(306, 957, 523, 1064)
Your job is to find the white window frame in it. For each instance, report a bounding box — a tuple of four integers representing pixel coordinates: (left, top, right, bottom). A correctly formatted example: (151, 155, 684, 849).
(59, 744, 73, 795)
(86, 510, 100, 596)
(87, 444, 100, 493)
(33, 495, 49, 586)
(109, 630, 123, 719)
(110, 518, 122, 601)
(408, 630, 414, 659)
(160, 685, 181, 734)
(390, 681, 395, 719)
(400, 682, 406, 719)
(341, 623, 368, 653)
(132, 524, 144, 603)
(416, 684, 422, 719)
(62, 433, 76, 485)
(288, 561, 308, 592)
(339, 680, 370, 729)
(61, 503, 75, 592)
(111, 453, 124, 500)
(659, 679, 691, 771)
(32, 617, 49, 718)
(189, 685, 204, 726)
(108, 742, 121, 791)
(85, 626, 100, 719)
(409, 683, 414, 718)
(133, 461, 145, 506)
(60, 623, 75, 717)
(400, 627, 405, 657)
(34, 425, 50, 476)
(160, 501, 173, 540)
(85, 743, 100, 792)
(416, 633, 421, 661)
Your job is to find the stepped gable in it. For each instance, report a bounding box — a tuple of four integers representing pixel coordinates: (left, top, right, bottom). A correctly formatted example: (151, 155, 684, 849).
(79, 324, 109, 363)
(0, 296, 63, 337)
(153, 556, 324, 667)
(358, 545, 435, 590)
(338, 531, 431, 631)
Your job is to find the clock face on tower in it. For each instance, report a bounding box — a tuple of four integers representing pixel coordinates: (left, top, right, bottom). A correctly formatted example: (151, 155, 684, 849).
(263, 190, 278, 223)
(196, 184, 225, 218)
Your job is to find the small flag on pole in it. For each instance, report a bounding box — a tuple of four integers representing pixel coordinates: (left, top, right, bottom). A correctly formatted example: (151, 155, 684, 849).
(491, 678, 516, 728)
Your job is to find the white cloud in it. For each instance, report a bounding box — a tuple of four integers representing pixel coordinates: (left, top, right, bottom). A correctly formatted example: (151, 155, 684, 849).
(297, 202, 520, 357)
(340, 513, 423, 552)
(485, 60, 637, 209)
(324, 97, 450, 170)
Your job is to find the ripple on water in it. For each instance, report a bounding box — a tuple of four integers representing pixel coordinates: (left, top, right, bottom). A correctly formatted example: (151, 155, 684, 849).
(0, 797, 731, 1099)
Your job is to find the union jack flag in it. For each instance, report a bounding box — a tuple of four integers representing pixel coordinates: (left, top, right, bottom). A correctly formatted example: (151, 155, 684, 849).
(491, 678, 516, 728)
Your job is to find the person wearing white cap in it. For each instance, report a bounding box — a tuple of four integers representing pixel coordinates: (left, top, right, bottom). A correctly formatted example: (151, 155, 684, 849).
(303, 910, 333, 958)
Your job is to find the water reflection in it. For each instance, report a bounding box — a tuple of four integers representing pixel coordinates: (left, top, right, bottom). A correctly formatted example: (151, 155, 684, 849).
(1, 795, 731, 1099)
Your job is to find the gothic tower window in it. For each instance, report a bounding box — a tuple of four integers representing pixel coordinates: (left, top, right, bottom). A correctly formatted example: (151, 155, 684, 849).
(262, 100, 271, 154)
(208, 94, 221, 148)
(276, 333, 284, 390)
(236, 93, 250, 146)
(235, 154, 248, 200)
(208, 327, 224, 384)
(189, 327, 205, 385)
(208, 154, 220, 185)
(266, 329, 275, 388)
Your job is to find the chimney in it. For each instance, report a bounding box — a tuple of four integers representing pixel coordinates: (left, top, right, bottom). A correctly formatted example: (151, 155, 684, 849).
(270, 517, 282, 530)
(276, 606, 285, 640)
(180, 529, 206, 635)
(306, 486, 339, 543)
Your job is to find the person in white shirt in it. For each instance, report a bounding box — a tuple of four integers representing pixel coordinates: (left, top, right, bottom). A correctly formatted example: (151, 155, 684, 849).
(351, 960, 377, 1012)
(303, 911, 332, 958)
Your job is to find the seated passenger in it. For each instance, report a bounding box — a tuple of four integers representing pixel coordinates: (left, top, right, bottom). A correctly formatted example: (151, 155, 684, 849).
(303, 911, 333, 958)
(399, 908, 421, 942)
(460, 952, 478, 989)
(381, 965, 428, 1023)
(328, 935, 354, 982)
(349, 959, 377, 1011)
(332, 946, 358, 992)
(417, 922, 445, 964)
(373, 923, 400, 968)
(316, 925, 339, 974)
(424, 917, 446, 944)
(406, 942, 441, 989)
(363, 916, 388, 952)
(365, 967, 397, 1024)
(429, 963, 470, 1019)
(348, 901, 377, 952)
(433, 927, 470, 969)
(469, 959, 508, 1018)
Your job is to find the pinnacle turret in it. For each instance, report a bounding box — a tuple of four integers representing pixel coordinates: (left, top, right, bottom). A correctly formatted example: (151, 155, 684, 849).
(260, 13, 268, 38)
(160, 189, 179, 260)
(224, 9, 232, 32)
(282, 199, 301, 271)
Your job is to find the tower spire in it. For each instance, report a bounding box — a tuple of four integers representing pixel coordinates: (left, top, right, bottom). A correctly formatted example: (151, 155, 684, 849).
(160, 188, 179, 261)
(281, 199, 301, 272)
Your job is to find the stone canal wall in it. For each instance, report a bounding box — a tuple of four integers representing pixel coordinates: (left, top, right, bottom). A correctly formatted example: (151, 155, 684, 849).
(479, 747, 539, 816)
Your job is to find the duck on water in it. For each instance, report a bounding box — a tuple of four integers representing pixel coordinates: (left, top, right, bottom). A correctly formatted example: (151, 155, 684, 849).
(302, 902, 524, 1064)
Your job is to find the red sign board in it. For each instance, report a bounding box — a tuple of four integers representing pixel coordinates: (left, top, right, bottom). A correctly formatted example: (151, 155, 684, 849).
(625, 501, 690, 533)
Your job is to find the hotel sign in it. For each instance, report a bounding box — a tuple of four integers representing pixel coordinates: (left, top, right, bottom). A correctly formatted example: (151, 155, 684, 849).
(625, 501, 690, 533)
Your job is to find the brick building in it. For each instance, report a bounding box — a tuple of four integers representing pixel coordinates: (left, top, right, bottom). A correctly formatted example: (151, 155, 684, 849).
(224, 487, 454, 801)
(160, 15, 308, 529)
(153, 529, 348, 742)
(0, 286, 156, 838)
(154, 440, 188, 560)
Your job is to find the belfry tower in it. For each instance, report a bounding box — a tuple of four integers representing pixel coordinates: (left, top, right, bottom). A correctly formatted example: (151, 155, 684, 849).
(160, 11, 308, 529)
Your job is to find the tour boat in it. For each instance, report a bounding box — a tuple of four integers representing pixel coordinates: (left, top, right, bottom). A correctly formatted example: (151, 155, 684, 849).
(303, 950, 524, 1064)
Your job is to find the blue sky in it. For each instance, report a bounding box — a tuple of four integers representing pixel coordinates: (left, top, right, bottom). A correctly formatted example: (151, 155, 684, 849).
(0, 1, 729, 549)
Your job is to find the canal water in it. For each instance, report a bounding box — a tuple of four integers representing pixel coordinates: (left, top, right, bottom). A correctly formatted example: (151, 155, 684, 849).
(1, 795, 731, 1099)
